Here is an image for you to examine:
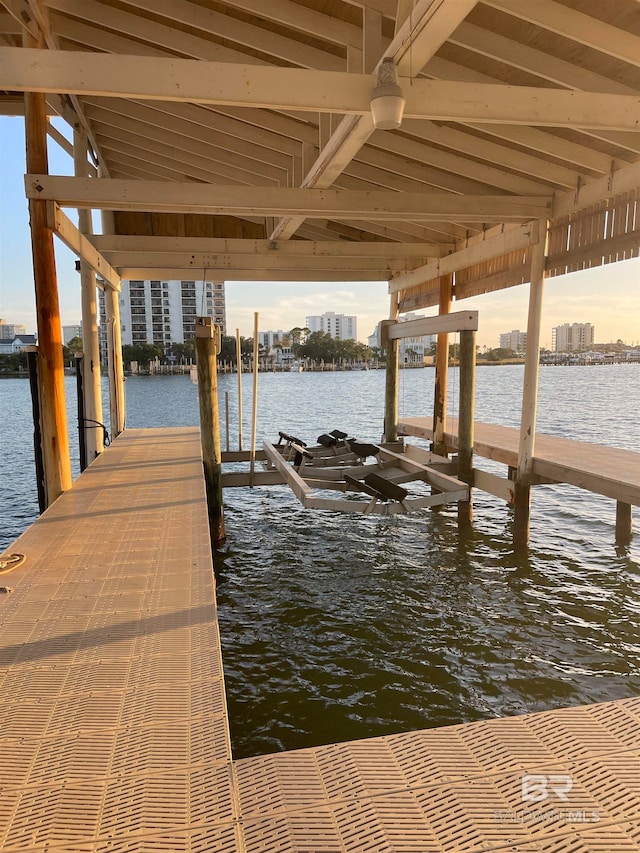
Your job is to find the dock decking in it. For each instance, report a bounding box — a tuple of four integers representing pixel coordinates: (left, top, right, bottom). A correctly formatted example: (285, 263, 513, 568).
(2, 428, 640, 851)
(398, 417, 640, 507)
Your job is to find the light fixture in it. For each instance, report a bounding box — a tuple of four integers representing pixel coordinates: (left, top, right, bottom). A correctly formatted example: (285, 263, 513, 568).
(370, 58, 405, 130)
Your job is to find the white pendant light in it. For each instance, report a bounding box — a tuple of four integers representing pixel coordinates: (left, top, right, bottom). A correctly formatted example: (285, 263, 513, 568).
(370, 58, 405, 130)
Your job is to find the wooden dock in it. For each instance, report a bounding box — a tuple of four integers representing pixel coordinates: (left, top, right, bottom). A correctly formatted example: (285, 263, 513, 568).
(399, 417, 640, 509)
(2, 428, 640, 851)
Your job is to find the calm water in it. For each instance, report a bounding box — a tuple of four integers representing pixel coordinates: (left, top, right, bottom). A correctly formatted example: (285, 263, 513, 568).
(1, 366, 639, 759)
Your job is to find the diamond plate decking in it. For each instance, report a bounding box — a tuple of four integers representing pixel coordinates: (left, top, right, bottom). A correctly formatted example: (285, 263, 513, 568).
(2, 428, 639, 851)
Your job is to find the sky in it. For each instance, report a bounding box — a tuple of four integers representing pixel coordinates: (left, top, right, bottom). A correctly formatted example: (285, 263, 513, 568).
(1, 115, 639, 349)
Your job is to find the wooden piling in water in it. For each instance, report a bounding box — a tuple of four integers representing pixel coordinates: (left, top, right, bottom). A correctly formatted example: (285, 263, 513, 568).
(457, 329, 476, 525)
(616, 501, 632, 546)
(23, 35, 72, 506)
(195, 317, 226, 548)
(514, 223, 548, 549)
(382, 295, 400, 442)
(433, 273, 453, 457)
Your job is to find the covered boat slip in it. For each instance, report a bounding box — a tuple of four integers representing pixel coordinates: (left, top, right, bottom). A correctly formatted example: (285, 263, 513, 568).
(2, 427, 640, 852)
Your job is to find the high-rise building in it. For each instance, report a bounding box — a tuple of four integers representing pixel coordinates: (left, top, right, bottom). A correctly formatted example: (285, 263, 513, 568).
(62, 324, 82, 345)
(0, 319, 27, 340)
(499, 330, 527, 352)
(306, 312, 357, 341)
(99, 279, 226, 358)
(552, 322, 595, 352)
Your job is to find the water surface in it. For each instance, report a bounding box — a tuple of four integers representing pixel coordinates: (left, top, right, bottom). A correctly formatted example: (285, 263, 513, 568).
(1, 366, 639, 758)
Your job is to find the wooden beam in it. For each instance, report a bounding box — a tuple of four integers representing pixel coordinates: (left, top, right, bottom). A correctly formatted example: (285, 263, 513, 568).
(116, 268, 391, 282)
(26, 176, 553, 222)
(90, 235, 445, 258)
(263, 441, 313, 505)
(102, 251, 426, 273)
(389, 221, 540, 293)
(386, 310, 478, 339)
(47, 203, 121, 291)
(4, 48, 640, 129)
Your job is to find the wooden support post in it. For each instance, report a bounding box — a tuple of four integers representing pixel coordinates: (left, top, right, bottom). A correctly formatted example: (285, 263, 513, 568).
(236, 328, 243, 451)
(433, 273, 453, 456)
(26, 345, 46, 513)
(249, 312, 259, 487)
(74, 128, 103, 461)
(101, 208, 125, 437)
(457, 329, 476, 525)
(104, 287, 125, 436)
(24, 39, 72, 506)
(514, 222, 548, 549)
(615, 501, 632, 546)
(381, 297, 399, 442)
(195, 317, 225, 548)
(75, 352, 87, 472)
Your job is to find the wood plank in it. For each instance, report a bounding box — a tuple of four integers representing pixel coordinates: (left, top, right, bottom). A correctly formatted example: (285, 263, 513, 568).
(398, 418, 640, 506)
(25, 176, 553, 222)
(385, 311, 479, 339)
(263, 440, 313, 505)
(48, 203, 121, 291)
(5, 48, 640, 129)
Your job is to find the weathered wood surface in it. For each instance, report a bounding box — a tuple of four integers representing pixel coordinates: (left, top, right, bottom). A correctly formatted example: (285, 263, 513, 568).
(398, 417, 640, 506)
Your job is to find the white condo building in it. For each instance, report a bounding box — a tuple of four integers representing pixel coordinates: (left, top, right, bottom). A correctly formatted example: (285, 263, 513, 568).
(99, 279, 226, 357)
(552, 322, 595, 352)
(368, 313, 436, 362)
(306, 312, 357, 341)
(499, 330, 527, 352)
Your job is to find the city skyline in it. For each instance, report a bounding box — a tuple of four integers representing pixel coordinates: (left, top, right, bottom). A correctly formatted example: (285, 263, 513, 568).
(2, 116, 639, 350)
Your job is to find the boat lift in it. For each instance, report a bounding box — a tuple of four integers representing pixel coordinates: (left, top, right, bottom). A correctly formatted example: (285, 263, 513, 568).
(263, 433, 468, 516)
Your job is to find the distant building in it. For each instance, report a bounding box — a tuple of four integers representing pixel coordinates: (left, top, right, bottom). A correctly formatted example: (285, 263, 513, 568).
(258, 330, 290, 349)
(0, 320, 27, 340)
(499, 330, 527, 352)
(62, 324, 82, 345)
(552, 322, 595, 352)
(99, 279, 226, 358)
(306, 312, 357, 341)
(368, 313, 436, 362)
(11, 334, 37, 352)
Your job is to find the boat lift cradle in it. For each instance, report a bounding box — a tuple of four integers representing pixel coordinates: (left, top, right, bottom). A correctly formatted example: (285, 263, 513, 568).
(263, 439, 469, 516)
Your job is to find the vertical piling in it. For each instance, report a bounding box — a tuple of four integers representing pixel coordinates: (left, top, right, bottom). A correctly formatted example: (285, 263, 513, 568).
(382, 294, 400, 442)
(457, 329, 476, 525)
(236, 328, 243, 451)
(75, 352, 87, 472)
(249, 313, 259, 486)
(433, 273, 453, 456)
(104, 287, 125, 437)
(26, 346, 46, 513)
(101, 209, 125, 437)
(514, 222, 548, 549)
(195, 317, 226, 548)
(24, 34, 72, 506)
(615, 502, 632, 546)
(74, 129, 104, 461)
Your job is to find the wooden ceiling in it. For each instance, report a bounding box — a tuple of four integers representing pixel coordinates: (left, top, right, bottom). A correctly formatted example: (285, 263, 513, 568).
(1, 0, 639, 292)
